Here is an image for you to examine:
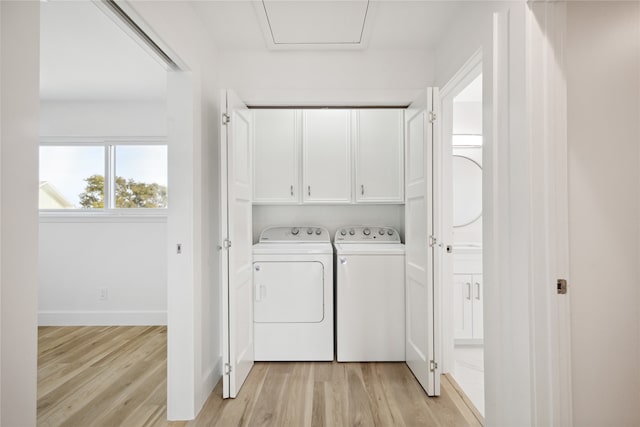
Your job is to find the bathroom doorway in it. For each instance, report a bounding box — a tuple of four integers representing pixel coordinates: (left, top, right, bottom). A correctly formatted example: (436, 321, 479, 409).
(439, 53, 484, 419)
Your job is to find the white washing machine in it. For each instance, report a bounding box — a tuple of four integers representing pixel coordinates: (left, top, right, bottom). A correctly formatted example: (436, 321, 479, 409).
(252, 226, 333, 361)
(334, 226, 405, 362)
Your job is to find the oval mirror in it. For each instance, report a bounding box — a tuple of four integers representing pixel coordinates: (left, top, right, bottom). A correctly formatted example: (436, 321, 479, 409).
(452, 155, 482, 227)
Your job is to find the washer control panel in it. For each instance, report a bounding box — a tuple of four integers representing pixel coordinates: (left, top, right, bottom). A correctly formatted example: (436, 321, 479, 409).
(259, 226, 330, 243)
(334, 226, 401, 243)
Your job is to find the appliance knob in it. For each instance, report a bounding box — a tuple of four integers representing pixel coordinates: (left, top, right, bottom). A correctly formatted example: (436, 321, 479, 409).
(307, 228, 313, 235)
(349, 229, 356, 236)
(291, 227, 299, 235)
(378, 228, 385, 235)
(315, 228, 322, 235)
(340, 229, 347, 236)
(387, 229, 394, 236)
(363, 228, 371, 236)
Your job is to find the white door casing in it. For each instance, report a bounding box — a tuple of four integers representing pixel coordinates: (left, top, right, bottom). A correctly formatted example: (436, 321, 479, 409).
(404, 88, 440, 396)
(221, 90, 254, 399)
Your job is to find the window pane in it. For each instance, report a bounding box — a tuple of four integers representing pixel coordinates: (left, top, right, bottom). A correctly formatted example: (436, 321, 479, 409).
(39, 146, 105, 209)
(115, 145, 168, 209)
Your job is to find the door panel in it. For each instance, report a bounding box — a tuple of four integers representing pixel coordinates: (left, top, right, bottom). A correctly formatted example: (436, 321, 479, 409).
(472, 275, 484, 339)
(302, 110, 351, 203)
(355, 109, 404, 203)
(222, 90, 254, 399)
(253, 110, 300, 203)
(453, 274, 473, 339)
(405, 88, 439, 396)
(254, 261, 324, 323)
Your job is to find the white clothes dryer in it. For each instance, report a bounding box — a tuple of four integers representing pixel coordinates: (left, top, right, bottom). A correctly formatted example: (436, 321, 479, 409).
(252, 226, 333, 361)
(334, 226, 405, 362)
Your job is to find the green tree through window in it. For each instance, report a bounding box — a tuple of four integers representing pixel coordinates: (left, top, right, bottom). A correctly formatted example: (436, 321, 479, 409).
(79, 174, 167, 209)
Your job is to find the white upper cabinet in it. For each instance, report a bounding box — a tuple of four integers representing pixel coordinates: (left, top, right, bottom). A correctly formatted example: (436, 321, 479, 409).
(302, 110, 352, 204)
(253, 110, 300, 204)
(354, 110, 404, 203)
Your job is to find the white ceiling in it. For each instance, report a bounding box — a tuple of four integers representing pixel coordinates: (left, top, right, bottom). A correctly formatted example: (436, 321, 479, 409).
(192, 1, 462, 51)
(262, 1, 369, 45)
(40, 1, 462, 102)
(40, 1, 166, 101)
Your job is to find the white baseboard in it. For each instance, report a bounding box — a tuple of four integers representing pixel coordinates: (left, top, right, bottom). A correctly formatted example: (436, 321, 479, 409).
(197, 357, 222, 412)
(38, 310, 167, 326)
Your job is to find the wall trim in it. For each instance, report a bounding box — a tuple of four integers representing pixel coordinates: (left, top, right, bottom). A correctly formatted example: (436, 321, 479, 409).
(38, 310, 167, 326)
(197, 357, 222, 412)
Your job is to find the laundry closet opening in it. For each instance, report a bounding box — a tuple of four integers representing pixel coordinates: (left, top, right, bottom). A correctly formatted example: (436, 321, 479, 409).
(220, 89, 442, 404)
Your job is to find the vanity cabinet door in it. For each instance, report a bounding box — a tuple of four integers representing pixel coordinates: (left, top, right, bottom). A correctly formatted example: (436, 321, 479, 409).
(472, 275, 484, 340)
(354, 109, 404, 203)
(453, 274, 473, 339)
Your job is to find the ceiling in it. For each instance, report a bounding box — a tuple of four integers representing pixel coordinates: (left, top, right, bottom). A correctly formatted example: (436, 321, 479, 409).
(192, 1, 462, 51)
(40, 1, 166, 101)
(40, 1, 462, 102)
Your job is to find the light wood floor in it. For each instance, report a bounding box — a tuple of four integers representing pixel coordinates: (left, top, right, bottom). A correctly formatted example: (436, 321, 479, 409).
(38, 327, 482, 427)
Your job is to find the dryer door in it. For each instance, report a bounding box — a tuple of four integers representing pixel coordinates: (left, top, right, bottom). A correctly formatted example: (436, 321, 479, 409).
(254, 261, 324, 323)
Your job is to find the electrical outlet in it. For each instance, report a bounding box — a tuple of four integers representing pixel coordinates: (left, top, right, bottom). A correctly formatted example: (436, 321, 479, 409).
(99, 288, 108, 301)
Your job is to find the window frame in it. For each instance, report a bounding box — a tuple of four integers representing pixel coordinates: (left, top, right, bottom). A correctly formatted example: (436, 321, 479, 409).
(39, 136, 168, 218)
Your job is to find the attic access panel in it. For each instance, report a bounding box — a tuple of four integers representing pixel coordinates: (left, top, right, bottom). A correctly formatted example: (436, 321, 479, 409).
(260, 0, 370, 47)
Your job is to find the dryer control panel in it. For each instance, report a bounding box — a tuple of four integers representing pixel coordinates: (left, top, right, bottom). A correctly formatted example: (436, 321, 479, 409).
(334, 226, 401, 243)
(259, 226, 330, 243)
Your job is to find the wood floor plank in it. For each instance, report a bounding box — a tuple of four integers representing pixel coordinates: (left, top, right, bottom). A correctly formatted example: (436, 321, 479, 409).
(39, 327, 483, 427)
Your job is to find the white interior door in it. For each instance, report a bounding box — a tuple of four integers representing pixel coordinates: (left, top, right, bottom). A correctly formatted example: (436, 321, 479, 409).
(221, 89, 254, 399)
(405, 88, 440, 396)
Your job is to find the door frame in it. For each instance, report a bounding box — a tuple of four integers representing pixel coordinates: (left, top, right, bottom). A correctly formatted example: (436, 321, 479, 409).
(438, 49, 483, 377)
(434, 6, 572, 426)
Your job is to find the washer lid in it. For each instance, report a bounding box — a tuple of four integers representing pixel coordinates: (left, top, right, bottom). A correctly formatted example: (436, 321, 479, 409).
(253, 242, 333, 255)
(333, 243, 406, 255)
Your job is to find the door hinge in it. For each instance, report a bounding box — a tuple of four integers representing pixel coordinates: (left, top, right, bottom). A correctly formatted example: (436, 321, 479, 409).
(430, 360, 438, 372)
(428, 235, 438, 248)
(557, 278, 568, 295)
(428, 111, 437, 123)
(224, 363, 232, 375)
(222, 113, 230, 125)
(222, 239, 232, 249)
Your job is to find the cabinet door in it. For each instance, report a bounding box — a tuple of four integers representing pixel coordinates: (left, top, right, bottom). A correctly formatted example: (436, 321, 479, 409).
(472, 274, 484, 339)
(355, 109, 404, 203)
(453, 274, 473, 339)
(253, 110, 299, 203)
(302, 110, 351, 203)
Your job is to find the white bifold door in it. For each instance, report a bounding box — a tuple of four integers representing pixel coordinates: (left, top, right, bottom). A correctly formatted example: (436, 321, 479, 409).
(221, 90, 254, 398)
(405, 88, 440, 396)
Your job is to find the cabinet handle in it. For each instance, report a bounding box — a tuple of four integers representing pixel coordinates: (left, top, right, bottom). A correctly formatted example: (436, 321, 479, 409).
(466, 283, 471, 300)
(308, 185, 311, 197)
(475, 282, 481, 300)
(361, 184, 365, 196)
(290, 185, 294, 196)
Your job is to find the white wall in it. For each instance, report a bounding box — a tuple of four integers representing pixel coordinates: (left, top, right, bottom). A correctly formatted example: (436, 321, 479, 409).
(452, 101, 482, 246)
(128, 1, 223, 419)
(38, 219, 167, 325)
(40, 100, 166, 136)
(39, 99, 168, 326)
(253, 205, 405, 243)
(0, 2, 39, 425)
(219, 49, 435, 106)
(566, 2, 640, 425)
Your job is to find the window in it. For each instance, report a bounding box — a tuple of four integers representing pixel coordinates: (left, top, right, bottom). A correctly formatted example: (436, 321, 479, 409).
(39, 142, 167, 212)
